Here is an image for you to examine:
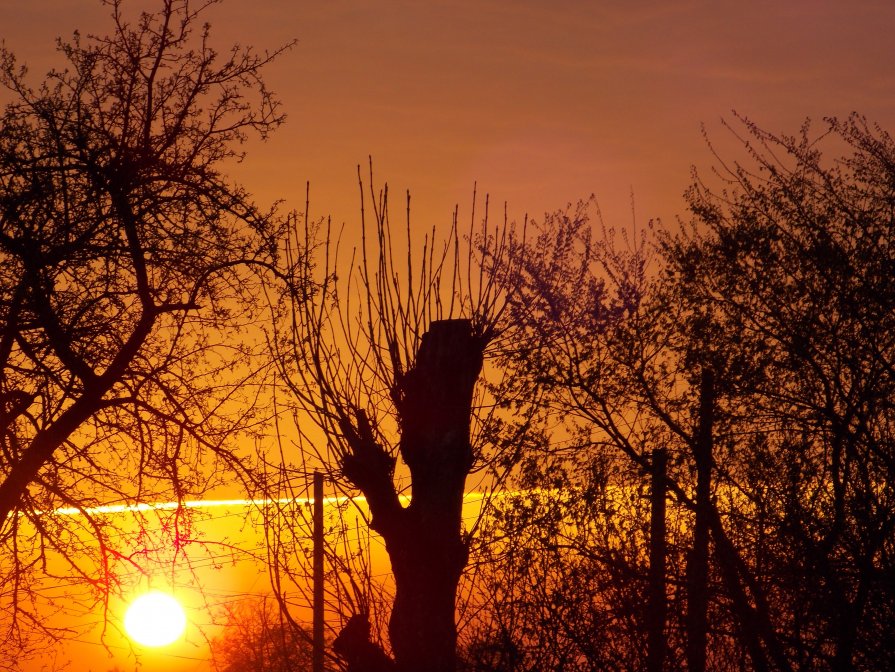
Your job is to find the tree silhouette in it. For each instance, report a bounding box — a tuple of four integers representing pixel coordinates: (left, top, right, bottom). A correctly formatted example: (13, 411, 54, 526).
(272, 176, 518, 672)
(0, 0, 290, 655)
(210, 596, 320, 672)
(482, 114, 895, 671)
(665, 113, 895, 671)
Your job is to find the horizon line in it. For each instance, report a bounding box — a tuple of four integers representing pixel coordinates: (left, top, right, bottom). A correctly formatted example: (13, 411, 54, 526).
(45, 489, 536, 517)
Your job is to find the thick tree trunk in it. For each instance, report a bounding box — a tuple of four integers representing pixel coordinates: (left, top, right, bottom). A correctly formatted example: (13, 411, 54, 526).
(385, 521, 469, 672)
(388, 319, 483, 672)
(339, 319, 485, 672)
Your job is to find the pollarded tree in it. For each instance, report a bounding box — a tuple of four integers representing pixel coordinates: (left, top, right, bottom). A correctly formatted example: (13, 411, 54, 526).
(0, 0, 291, 657)
(272, 176, 523, 672)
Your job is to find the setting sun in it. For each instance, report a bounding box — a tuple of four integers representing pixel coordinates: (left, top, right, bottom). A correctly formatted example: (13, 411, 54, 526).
(124, 591, 187, 647)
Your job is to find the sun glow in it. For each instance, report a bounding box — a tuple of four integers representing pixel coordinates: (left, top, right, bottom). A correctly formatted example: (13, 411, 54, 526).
(124, 591, 187, 647)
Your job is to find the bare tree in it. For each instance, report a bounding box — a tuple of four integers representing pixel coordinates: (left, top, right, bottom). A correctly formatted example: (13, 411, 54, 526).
(270, 172, 521, 672)
(666, 113, 895, 671)
(210, 596, 319, 672)
(482, 114, 895, 671)
(484, 194, 790, 671)
(0, 0, 291, 659)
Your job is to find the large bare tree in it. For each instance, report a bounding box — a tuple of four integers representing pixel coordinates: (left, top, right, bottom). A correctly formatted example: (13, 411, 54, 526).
(270, 175, 521, 672)
(0, 0, 291, 659)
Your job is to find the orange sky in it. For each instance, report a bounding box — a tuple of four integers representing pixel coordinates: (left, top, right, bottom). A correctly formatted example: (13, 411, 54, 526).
(3, 1, 895, 669)
(17, 494, 488, 672)
(5, 0, 895, 231)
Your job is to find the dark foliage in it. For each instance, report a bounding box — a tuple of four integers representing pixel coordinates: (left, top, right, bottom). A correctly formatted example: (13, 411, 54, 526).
(470, 114, 895, 671)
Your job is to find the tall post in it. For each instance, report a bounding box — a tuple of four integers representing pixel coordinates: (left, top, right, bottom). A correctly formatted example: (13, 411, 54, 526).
(646, 447, 668, 672)
(313, 471, 325, 672)
(687, 369, 714, 672)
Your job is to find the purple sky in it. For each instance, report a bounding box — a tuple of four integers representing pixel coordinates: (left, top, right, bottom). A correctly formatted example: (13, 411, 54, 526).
(4, 0, 894, 233)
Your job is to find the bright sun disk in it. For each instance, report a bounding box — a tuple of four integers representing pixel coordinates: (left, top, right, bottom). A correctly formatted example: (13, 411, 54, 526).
(124, 591, 187, 647)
